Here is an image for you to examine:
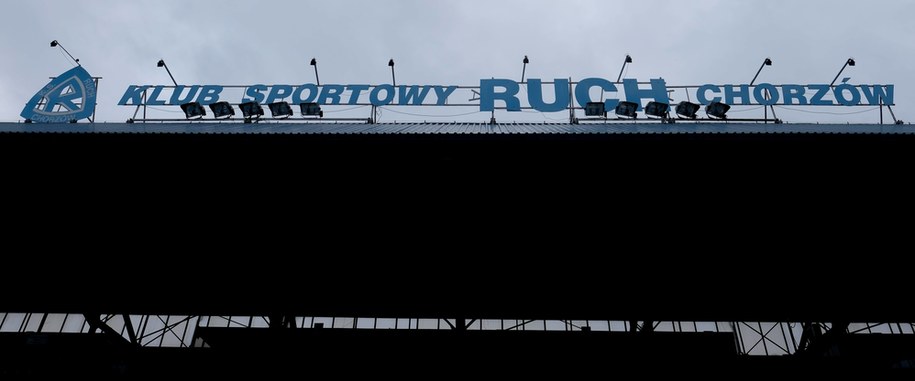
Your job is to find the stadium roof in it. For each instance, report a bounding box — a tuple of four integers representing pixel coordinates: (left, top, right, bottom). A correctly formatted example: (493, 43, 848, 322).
(2, 122, 914, 135)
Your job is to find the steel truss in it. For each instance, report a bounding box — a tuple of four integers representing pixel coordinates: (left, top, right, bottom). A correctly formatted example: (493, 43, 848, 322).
(3, 312, 912, 356)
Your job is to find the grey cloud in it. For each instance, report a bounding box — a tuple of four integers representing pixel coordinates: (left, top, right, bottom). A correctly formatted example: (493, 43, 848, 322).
(1, 0, 911, 123)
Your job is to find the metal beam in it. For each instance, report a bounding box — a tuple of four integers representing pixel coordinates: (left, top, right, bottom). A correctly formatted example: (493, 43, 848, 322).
(642, 320, 655, 333)
(796, 321, 852, 356)
(268, 314, 296, 329)
(83, 314, 130, 345)
(122, 314, 138, 345)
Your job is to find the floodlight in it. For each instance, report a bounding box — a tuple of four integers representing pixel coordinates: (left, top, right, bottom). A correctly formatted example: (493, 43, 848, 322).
(706, 102, 731, 119)
(180, 102, 206, 119)
(675, 102, 701, 119)
(645, 102, 670, 119)
(209, 101, 235, 119)
(268, 102, 294, 119)
(300, 102, 323, 117)
(240, 101, 264, 120)
(615, 101, 638, 119)
(585, 102, 606, 117)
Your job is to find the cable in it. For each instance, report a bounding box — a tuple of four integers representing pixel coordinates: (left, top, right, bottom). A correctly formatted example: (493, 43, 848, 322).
(379, 107, 481, 118)
(539, 112, 569, 122)
(727, 106, 766, 113)
(323, 105, 369, 113)
(775, 105, 879, 115)
(147, 105, 370, 116)
(147, 106, 185, 114)
(58, 48, 76, 67)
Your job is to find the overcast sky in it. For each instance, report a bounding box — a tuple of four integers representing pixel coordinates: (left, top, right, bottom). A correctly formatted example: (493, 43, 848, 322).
(2, 0, 913, 123)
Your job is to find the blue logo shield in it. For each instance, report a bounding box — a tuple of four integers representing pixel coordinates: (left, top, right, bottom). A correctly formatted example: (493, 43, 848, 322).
(21, 66, 97, 123)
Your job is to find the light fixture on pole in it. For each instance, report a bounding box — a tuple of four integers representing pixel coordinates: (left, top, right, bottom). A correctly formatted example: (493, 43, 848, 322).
(388, 59, 396, 87)
(830, 58, 856, 87)
(310, 58, 320, 86)
(750, 58, 777, 123)
(50, 40, 80, 66)
(617, 55, 633, 83)
(750, 58, 772, 86)
(600, 54, 633, 103)
(157, 59, 179, 87)
(521, 55, 529, 83)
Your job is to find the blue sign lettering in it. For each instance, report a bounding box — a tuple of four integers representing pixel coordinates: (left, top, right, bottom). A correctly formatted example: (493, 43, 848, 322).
(527, 79, 570, 113)
(433, 86, 458, 106)
(860, 84, 893, 105)
(754, 84, 779, 106)
(346, 85, 370, 105)
(808, 85, 832, 106)
(698, 85, 722, 104)
(370, 85, 395, 106)
(782, 85, 808, 105)
(113, 79, 896, 115)
(242, 84, 268, 104)
(480, 79, 521, 112)
(293, 84, 319, 104)
(147, 86, 167, 106)
(197, 86, 222, 105)
(118, 85, 149, 106)
(319, 85, 346, 105)
(622, 79, 669, 111)
(170, 85, 201, 105)
(724, 85, 752, 105)
(574, 78, 617, 109)
(265, 85, 294, 105)
(399, 86, 432, 105)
